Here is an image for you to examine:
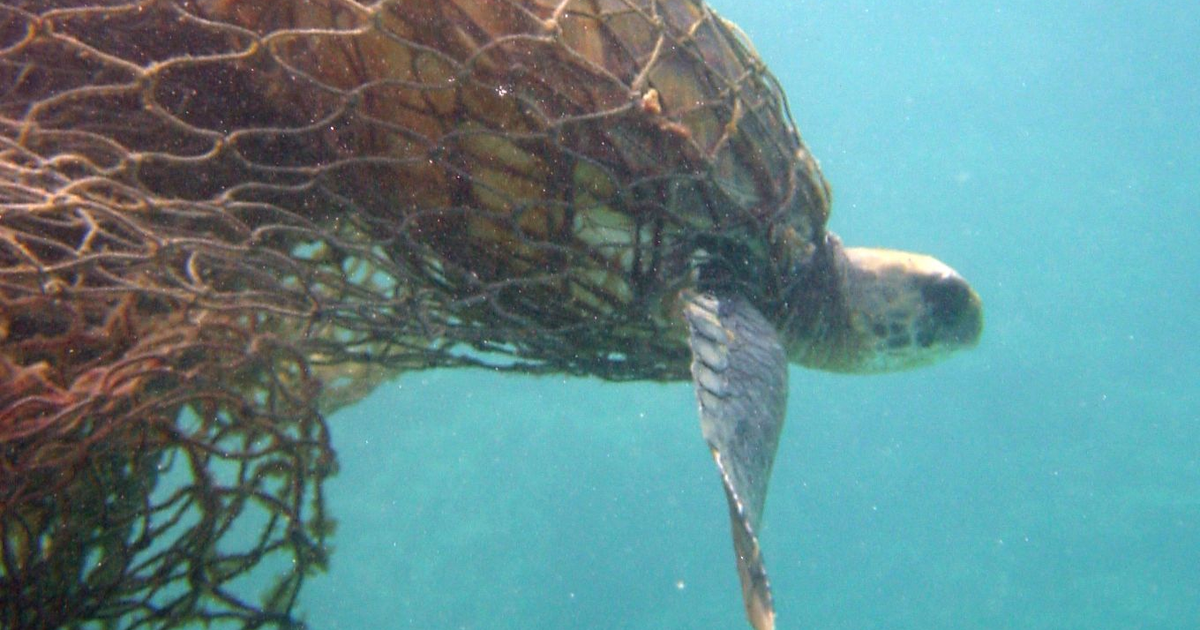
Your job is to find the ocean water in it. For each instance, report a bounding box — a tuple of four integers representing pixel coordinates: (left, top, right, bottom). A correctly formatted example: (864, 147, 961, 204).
(299, 2, 1200, 629)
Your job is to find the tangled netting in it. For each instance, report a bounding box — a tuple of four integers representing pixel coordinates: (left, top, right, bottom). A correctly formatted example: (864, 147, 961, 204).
(0, 0, 826, 627)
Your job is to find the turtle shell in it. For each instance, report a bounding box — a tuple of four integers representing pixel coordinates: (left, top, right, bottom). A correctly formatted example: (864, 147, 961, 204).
(0, 0, 830, 385)
(200, 0, 832, 378)
(0, 1, 829, 625)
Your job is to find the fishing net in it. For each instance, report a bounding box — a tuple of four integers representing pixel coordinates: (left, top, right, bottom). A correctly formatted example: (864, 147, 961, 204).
(0, 0, 824, 626)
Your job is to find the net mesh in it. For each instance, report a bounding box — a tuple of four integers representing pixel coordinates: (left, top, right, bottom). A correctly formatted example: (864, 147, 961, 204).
(0, 0, 826, 627)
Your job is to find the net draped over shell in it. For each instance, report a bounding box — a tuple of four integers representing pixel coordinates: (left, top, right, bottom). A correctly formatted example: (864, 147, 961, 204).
(0, 0, 828, 626)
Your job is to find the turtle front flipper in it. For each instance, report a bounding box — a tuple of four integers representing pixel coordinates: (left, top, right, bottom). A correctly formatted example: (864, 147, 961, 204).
(683, 292, 788, 630)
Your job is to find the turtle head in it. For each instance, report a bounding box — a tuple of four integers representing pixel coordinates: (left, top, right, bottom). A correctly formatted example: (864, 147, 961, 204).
(787, 237, 982, 373)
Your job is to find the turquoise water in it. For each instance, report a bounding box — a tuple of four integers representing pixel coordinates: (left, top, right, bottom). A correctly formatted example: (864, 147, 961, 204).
(301, 2, 1199, 629)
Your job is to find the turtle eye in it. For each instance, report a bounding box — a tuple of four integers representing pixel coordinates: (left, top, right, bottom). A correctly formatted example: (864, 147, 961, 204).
(922, 275, 971, 324)
(920, 274, 982, 345)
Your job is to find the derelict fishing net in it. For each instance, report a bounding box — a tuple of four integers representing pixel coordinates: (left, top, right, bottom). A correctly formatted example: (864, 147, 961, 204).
(0, 0, 825, 626)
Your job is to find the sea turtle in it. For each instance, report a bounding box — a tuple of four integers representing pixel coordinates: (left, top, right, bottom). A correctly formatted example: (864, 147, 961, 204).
(0, 1, 981, 628)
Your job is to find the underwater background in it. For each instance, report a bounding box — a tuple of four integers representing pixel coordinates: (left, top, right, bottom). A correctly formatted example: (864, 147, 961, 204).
(296, 1, 1199, 628)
